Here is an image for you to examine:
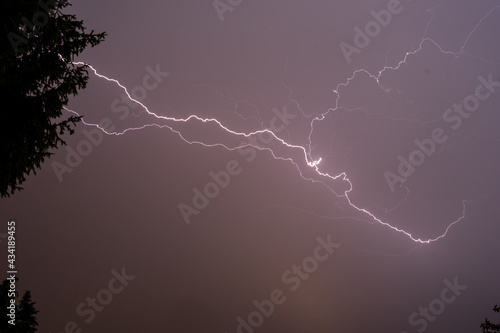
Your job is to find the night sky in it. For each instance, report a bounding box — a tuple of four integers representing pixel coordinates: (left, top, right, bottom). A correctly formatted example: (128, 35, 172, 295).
(1, 0, 500, 332)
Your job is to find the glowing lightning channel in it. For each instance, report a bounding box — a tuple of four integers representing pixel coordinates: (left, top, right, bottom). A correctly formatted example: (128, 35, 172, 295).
(63, 5, 498, 244)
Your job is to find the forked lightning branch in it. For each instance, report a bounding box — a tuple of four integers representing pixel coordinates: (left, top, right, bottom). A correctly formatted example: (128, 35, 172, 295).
(59, 4, 499, 245)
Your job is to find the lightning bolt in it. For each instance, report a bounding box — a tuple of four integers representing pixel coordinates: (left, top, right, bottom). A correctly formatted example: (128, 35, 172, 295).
(62, 5, 498, 245)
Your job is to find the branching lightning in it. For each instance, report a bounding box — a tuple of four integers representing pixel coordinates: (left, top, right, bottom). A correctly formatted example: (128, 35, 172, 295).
(63, 5, 499, 245)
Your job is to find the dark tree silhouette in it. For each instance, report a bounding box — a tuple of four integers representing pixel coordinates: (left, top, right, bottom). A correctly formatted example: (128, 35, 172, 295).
(1, 278, 39, 332)
(18, 290, 39, 333)
(0, 0, 106, 197)
(482, 305, 500, 333)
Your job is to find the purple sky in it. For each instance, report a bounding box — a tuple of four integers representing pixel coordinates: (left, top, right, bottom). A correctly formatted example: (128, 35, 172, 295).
(1, 0, 500, 332)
